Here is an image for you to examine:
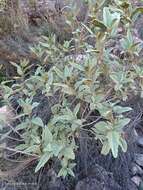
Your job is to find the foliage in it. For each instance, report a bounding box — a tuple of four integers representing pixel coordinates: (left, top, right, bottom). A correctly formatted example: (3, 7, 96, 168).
(0, 0, 143, 177)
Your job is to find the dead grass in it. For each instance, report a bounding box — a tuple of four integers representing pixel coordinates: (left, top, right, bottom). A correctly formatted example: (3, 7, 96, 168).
(0, 0, 29, 36)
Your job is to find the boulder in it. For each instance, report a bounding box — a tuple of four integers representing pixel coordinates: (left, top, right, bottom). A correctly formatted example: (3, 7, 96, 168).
(75, 164, 122, 190)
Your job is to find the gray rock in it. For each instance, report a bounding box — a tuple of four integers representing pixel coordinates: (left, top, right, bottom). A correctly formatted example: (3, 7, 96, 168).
(75, 164, 122, 190)
(131, 163, 143, 176)
(38, 168, 67, 190)
(75, 177, 122, 190)
(131, 176, 142, 187)
(134, 154, 143, 167)
(75, 178, 103, 190)
(128, 181, 138, 190)
(137, 137, 143, 147)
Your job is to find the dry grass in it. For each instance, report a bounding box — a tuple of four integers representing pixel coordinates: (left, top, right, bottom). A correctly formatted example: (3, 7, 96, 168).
(0, 0, 29, 36)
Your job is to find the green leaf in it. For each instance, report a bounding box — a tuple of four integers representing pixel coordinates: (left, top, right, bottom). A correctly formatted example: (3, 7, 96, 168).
(53, 67, 63, 79)
(16, 144, 28, 150)
(64, 66, 71, 78)
(103, 7, 120, 36)
(67, 168, 75, 177)
(71, 119, 83, 131)
(32, 102, 39, 109)
(15, 122, 28, 130)
(127, 29, 133, 45)
(51, 115, 72, 124)
(42, 126, 53, 145)
(93, 121, 111, 133)
(58, 168, 68, 178)
(101, 141, 110, 155)
(71, 123, 79, 131)
(73, 103, 80, 116)
(43, 143, 52, 152)
(53, 83, 75, 95)
(52, 143, 63, 156)
(119, 137, 127, 153)
(113, 106, 132, 114)
(31, 135, 41, 144)
(107, 131, 120, 158)
(71, 63, 84, 71)
(24, 145, 39, 154)
(11, 62, 23, 76)
(44, 141, 63, 156)
(31, 117, 44, 127)
(35, 153, 51, 172)
(63, 147, 75, 160)
(97, 103, 112, 117)
(103, 7, 112, 27)
(115, 118, 130, 130)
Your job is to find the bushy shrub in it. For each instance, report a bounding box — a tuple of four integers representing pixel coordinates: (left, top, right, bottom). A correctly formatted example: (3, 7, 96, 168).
(0, 0, 143, 177)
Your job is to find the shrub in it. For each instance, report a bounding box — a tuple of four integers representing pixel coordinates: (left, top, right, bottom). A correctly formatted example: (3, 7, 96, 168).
(0, 0, 143, 177)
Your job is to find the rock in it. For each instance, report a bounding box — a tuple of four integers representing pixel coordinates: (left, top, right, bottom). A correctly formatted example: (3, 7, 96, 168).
(131, 176, 142, 187)
(136, 137, 143, 147)
(134, 154, 143, 167)
(0, 106, 15, 127)
(128, 181, 139, 190)
(75, 178, 104, 190)
(131, 163, 143, 176)
(75, 164, 122, 190)
(75, 176, 122, 190)
(38, 169, 67, 190)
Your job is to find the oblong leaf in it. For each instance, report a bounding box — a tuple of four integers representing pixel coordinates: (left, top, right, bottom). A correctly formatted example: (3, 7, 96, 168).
(119, 137, 127, 153)
(107, 131, 120, 158)
(113, 106, 132, 114)
(101, 141, 110, 155)
(31, 117, 44, 127)
(42, 127, 53, 145)
(35, 153, 51, 172)
(94, 121, 111, 133)
(115, 118, 130, 130)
